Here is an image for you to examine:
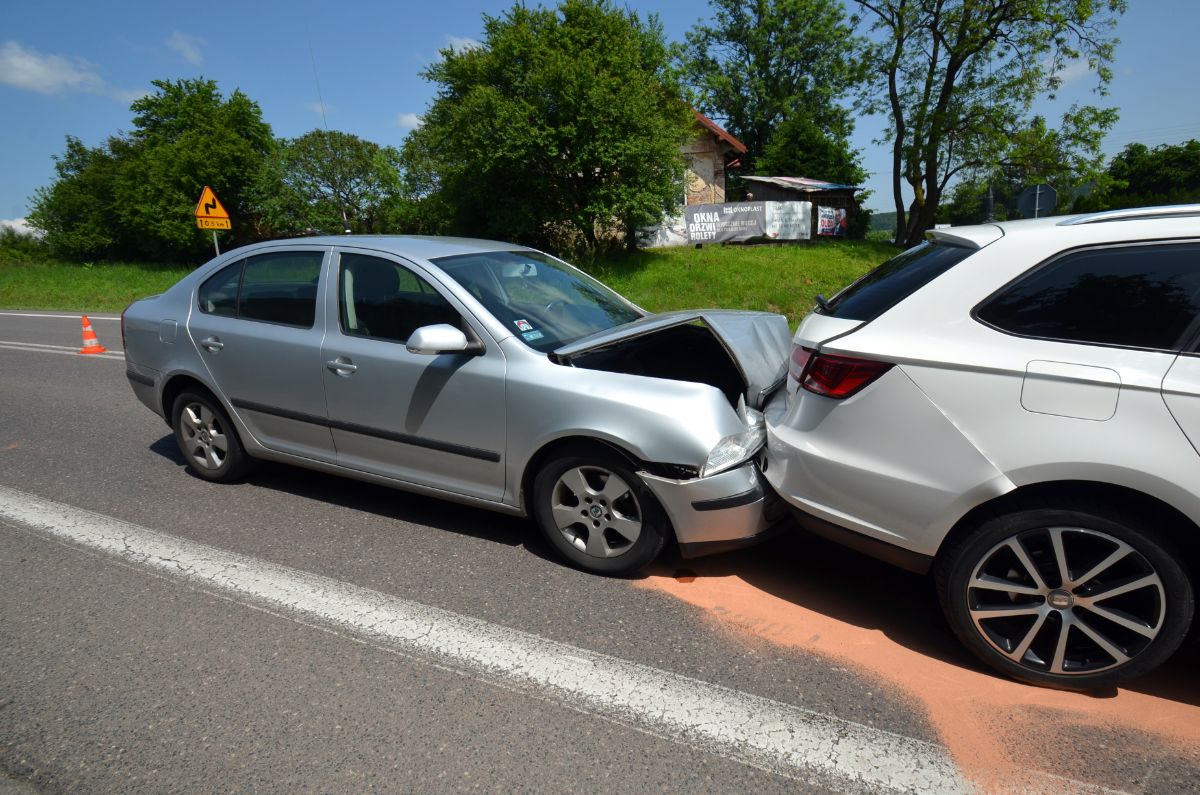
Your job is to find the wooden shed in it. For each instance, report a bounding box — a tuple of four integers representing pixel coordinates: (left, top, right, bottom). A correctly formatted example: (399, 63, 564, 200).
(741, 175, 861, 237)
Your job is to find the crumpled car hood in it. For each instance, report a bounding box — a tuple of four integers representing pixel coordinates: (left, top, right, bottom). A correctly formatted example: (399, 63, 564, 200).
(554, 310, 792, 408)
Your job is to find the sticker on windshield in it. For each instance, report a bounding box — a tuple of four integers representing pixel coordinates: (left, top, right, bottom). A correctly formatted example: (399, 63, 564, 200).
(514, 319, 534, 332)
(522, 330, 545, 342)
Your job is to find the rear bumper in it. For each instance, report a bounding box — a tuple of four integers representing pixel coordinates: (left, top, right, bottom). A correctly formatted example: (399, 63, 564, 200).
(638, 461, 786, 557)
(762, 368, 1012, 559)
(125, 361, 164, 418)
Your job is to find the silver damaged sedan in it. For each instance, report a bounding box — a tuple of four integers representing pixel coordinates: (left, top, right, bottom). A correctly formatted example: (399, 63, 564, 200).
(123, 236, 789, 573)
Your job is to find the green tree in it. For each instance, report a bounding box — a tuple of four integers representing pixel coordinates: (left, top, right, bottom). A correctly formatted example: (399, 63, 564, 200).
(29, 78, 273, 261)
(854, 0, 1125, 247)
(940, 108, 1118, 224)
(115, 78, 273, 258)
(406, 0, 694, 252)
(757, 114, 866, 185)
(1101, 140, 1200, 209)
(252, 129, 409, 235)
(680, 0, 863, 175)
(27, 136, 122, 259)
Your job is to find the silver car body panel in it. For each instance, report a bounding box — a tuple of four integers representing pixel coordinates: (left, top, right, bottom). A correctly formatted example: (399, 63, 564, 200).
(124, 236, 785, 550)
(766, 213, 1200, 558)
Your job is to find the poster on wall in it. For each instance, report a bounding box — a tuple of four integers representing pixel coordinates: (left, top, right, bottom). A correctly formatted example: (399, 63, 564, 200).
(685, 202, 765, 242)
(684, 201, 813, 243)
(817, 206, 848, 237)
(764, 201, 811, 240)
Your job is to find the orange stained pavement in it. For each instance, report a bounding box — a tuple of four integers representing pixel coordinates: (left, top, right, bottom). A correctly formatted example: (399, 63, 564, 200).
(637, 533, 1200, 793)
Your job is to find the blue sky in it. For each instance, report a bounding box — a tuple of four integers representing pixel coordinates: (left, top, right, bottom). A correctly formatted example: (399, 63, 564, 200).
(3, 0, 1199, 229)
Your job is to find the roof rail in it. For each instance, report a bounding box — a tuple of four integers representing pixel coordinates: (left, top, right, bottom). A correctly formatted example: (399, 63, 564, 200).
(1058, 204, 1200, 226)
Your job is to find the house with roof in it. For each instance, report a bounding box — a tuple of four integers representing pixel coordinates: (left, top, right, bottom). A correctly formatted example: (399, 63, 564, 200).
(684, 111, 748, 206)
(642, 113, 861, 246)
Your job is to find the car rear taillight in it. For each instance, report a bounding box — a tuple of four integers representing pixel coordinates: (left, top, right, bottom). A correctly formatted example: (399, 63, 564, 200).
(120, 303, 131, 349)
(788, 344, 813, 383)
(794, 346, 893, 399)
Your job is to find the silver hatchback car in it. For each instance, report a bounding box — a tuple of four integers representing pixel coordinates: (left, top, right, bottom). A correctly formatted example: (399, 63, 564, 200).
(123, 236, 789, 574)
(765, 205, 1200, 688)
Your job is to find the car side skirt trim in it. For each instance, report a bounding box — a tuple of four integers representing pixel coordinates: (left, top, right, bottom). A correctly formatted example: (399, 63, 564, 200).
(789, 505, 934, 575)
(230, 398, 502, 463)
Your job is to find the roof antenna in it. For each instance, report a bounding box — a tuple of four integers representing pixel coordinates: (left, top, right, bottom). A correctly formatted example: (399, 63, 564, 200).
(308, 29, 352, 234)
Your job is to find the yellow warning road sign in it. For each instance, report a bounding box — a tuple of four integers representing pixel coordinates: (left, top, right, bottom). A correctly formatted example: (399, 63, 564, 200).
(194, 186, 231, 229)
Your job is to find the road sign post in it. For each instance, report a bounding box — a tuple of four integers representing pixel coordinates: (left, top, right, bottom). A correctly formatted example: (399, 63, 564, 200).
(194, 186, 232, 255)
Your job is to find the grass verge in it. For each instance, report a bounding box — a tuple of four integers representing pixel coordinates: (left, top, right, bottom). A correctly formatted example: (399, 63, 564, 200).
(0, 258, 192, 313)
(0, 239, 898, 324)
(588, 239, 897, 325)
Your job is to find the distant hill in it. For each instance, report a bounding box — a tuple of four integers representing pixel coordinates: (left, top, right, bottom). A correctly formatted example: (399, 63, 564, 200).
(868, 211, 896, 232)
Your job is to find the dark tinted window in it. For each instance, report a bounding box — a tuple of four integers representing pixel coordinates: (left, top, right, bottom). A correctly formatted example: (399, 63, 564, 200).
(239, 251, 323, 327)
(977, 243, 1200, 350)
(198, 261, 242, 317)
(339, 254, 461, 343)
(820, 242, 973, 321)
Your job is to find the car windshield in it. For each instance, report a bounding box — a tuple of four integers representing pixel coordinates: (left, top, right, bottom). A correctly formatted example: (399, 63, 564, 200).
(433, 250, 644, 352)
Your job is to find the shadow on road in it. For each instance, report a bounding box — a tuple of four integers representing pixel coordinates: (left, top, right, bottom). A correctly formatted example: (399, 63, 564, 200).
(651, 525, 1200, 707)
(149, 433, 558, 561)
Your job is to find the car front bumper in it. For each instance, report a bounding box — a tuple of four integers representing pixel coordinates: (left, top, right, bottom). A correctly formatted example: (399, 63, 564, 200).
(637, 461, 786, 558)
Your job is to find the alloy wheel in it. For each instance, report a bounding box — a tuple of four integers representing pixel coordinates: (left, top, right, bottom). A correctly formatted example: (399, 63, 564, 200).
(179, 401, 230, 472)
(966, 527, 1165, 676)
(549, 466, 643, 558)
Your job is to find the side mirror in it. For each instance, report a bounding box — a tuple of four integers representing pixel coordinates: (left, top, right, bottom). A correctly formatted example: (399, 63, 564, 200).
(406, 324, 473, 355)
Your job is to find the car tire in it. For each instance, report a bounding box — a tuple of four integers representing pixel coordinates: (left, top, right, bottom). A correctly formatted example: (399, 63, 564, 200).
(532, 450, 668, 575)
(936, 503, 1194, 690)
(171, 389, 252, 483)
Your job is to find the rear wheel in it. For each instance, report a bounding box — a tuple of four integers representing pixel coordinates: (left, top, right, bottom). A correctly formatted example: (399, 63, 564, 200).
(532, 451, 667, 575)
(171, 390, 251, 483)
(936, 505, 1193, 689)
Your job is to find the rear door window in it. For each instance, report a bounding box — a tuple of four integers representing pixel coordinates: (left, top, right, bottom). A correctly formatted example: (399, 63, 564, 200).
(820, 242, 973, 321)
(197, 251, 324, 327)
(976, 242, 1200, 350)
(238, 251, 323, 328)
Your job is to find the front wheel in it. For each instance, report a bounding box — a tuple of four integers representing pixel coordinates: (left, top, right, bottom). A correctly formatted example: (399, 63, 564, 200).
(936, 505, 1193, 690)
(532, 451, 667, 575)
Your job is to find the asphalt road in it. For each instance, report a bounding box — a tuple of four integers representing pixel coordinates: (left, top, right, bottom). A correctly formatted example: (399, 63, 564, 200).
(1, 310, 1197, 794)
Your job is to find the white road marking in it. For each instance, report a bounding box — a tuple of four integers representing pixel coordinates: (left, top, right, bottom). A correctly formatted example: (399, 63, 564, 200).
(0, 311, 120, 320)
(0, 341, 123, 359)
(0, 486, 1120, 794)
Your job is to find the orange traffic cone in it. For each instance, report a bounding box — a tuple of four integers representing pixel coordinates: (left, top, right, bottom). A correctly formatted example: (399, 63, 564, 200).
(79, 314, 107, 354)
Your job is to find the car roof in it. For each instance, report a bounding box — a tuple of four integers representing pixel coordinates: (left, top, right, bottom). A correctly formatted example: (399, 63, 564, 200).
(929, 204, 1200, 250)
(226, 235, 535, 261)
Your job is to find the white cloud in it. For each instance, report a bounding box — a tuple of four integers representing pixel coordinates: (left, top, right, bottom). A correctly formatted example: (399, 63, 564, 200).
(1052, 58, 1092, 87)
(112, 87, 150, 103)
(166, 32, 205, 66)
(0, 40, 139, 103)
(0, 41, 103, 94)
(445, 35, 482, 53)
(397, 112, 423, 130)
(0, 218, 39, 237)
(308, 100, 335, 116)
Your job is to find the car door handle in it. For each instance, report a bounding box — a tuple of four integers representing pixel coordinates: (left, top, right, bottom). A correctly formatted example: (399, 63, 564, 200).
(200, 336, 224, 352)
(326, 358, 358, 375)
